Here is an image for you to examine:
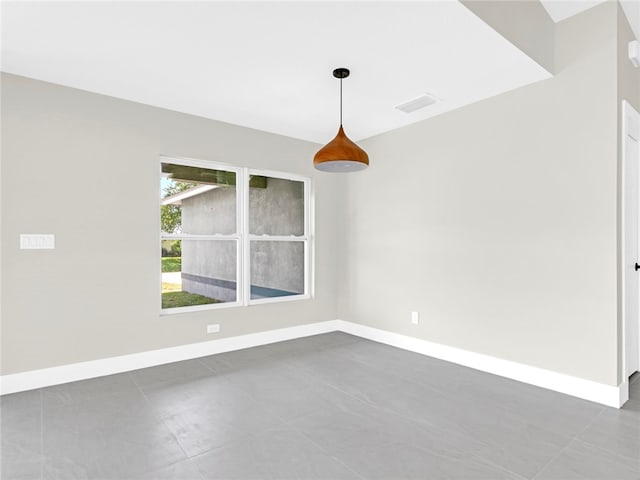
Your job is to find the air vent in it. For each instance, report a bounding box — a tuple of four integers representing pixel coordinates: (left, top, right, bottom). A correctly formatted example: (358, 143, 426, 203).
(394, 94, 438, 113)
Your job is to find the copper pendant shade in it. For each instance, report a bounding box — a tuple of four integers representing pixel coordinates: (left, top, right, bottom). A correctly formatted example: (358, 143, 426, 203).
(314, 68, 369, 172)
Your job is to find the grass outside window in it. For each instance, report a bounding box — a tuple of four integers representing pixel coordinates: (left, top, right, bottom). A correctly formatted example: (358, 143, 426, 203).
(161, 256, 219, 308)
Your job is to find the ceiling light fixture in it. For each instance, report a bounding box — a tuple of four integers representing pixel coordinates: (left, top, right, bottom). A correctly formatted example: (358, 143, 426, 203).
(314, 68, 369, 172)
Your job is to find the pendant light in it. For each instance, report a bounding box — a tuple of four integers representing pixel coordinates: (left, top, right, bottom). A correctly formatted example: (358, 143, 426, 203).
(314, 68, 369, 172)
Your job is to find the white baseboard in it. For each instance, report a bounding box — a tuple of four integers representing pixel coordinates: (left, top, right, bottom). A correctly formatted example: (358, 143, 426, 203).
(335, 320, 626, 408)
(0, 318, 627, 408)
(0, 320, 339, 395)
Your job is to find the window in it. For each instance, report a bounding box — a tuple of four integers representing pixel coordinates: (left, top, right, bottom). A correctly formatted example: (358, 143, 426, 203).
(160, 158, 310, 313)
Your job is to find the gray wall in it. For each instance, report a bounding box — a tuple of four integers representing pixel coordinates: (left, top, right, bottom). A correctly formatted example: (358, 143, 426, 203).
(338, 2, 621, 386)
(181, 185, 237, 236)
(181, 240, 238, 302)
(616, 3, 640, 381)
(250, 242, 304, 297)
(0, 73, 342, 375)
(250, 178, 304, 236)
(180, 185, 238, 301)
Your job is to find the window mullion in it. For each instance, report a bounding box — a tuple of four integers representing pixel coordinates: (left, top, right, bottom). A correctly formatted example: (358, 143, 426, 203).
(248, 235, 308, 242)
(241, 167, 251, 306)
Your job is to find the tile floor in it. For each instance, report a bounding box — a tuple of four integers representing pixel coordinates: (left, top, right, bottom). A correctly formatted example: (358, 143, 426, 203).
(1, 332, 639, 480)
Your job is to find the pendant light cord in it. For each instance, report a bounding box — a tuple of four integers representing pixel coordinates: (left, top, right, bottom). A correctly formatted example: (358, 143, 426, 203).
(340, 77, 343, 127)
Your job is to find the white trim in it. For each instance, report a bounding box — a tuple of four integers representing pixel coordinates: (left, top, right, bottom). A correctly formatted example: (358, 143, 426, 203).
(308, 178, 315, 298)
(621, 99, 629, 383)
(0, 321, 339, 395)
(239, 166, 249, 306)
(335, 321, 627, 408)
(160, 299, 241, 316)
(622, 100, 640, 382)
(248, 294, 310, 305)
(619, 380, 630, 407)
(0, 320, 627, 408)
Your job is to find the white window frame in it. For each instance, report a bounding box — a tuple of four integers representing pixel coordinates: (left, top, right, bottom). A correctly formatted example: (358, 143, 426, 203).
(245, 168, 311, 306)
(160, 156, 312, 315)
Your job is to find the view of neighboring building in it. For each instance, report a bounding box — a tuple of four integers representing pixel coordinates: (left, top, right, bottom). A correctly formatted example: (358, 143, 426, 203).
(161, 162, 305, 309)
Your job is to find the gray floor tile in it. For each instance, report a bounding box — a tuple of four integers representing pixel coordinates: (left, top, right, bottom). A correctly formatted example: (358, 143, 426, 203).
(290, 349, 574, 479)
(436, 373, 603, 438)
(160, 404, 252, 458)
(1, 392, 43, 480)
(177, 384, 284, 440)
(138, 373, 237, 418)
(146, 374, 285, 457)
(329, 440, 522, 480)
(129, 359, 213, 389)
(43, 388, 149, 420)
(140, 373, 284, 435)
(290, 396, 521, 479)
(534, 439, 640, 480)
(291, 392, 472, 461)
(622, 397, 640, 413)
(289, 393, 409, 453)
(41, 372, 137, 408)
(1, 444, 43, 480)
(42, 390, 186, 479)
(138, 458, 204, 480)
(435, 394, 572, 479)
(198, 345, 288, 374)
(3, 333, 640, 480)
(220, 356, 314, 392)
(338, 340, 603, 440)
(197, 333, 361, 376)
(222, 361, 349, 422)
(193, 427, 362, 480)
(270, 331, 362, 354)
(0, 389, 42, 411)
(284, 346, 418, 407)
(578, 404, 640, 461)
(331, 339, 475, 391)
(1, 405, 42, 450)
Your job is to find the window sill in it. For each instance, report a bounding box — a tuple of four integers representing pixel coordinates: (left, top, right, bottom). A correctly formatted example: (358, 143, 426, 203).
(160, 294, 311, 315)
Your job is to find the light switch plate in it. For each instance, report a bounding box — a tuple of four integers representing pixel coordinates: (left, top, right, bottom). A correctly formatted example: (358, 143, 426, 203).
(20, 234, 55, 249)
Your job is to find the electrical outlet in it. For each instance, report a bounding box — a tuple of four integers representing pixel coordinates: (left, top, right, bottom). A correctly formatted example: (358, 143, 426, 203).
(207, 324, 220, 334)
(411, 311, 420, 325)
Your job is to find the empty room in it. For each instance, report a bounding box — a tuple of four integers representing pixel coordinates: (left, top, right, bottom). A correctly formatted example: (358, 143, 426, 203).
(1, 0, 640, 479)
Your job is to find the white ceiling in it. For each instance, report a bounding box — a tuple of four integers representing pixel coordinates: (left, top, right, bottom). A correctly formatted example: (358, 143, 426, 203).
(540, 0, 639, 40)
(1, 1, 551, 143)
